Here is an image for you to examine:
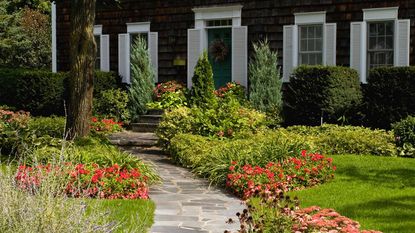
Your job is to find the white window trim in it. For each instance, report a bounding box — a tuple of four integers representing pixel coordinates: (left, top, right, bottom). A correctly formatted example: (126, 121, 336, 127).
(93, 25, 110, 71)
(93, 25, 103, 35)
(193, 5, 242, 29)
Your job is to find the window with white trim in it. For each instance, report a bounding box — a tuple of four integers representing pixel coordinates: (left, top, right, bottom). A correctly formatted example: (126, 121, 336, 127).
(118, 22, 158, 83)
(350, 7, 410, 83)
(93, 25, 110, 71)
(283, 12, 337, 82)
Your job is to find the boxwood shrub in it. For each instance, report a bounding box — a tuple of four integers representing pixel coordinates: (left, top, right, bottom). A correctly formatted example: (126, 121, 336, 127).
(0, 69, 121, 116)
(283, 65, 362, 126)
(364, 67, 415, 129)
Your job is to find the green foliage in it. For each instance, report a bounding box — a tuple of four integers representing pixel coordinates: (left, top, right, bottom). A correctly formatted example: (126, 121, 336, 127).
(169, 131, 311, 186)
(0, 6, 51, 68)
(0, 69, 120, 116)
(5, 0, 51, 14)
(284, 66, 362, 126)
(147, 91, 187, 110)
(364, 67, 415, 129)
(156, 98, 267, 149)
(28, 116, 65, 138)
(191, 52, 217, 108)
(393, 116, 415, 157)
(215, 82, 247, 105)
(286, 124, 397, 156)
(93, 89, 130, 122)
(128, 37, 155, 120)
(249, 40, 283, 124)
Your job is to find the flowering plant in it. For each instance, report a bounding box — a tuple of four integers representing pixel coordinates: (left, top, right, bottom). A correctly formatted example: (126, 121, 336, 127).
(226, 150, 336, 199)
(15, 163, 149, 199)
(153, 81, 185, 100)
(214, 82, 245, 100)
(148, 81, 187, 110)
(90, 117, 123, 133)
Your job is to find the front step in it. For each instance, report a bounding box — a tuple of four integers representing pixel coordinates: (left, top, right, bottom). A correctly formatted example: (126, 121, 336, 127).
(131, 123, 159, 133)
(138, 115, 162, 124)
(108, 132, 158, 147)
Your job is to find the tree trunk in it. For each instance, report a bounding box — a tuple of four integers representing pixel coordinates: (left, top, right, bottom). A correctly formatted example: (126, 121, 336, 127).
(66, 0, 96, 139)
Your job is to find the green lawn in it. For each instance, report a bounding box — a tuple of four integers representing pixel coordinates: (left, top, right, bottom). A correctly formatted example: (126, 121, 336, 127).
(89, 199, 155, 233)
(291, 155, 415, 233)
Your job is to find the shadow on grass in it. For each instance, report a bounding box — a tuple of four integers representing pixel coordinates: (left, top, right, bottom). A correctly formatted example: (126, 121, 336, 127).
(335, 164, 415, 188)
(338, 195, 415, 233)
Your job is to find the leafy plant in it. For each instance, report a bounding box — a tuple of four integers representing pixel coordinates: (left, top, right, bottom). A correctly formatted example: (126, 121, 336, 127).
(284, 66, 362, 126)
(93, 88, 130, 122)
(215, 82, 246, 104)
(249, 40, 283, 124)
(393, 116, 415, 157)
(190, 51, 217, 108)
(128, 36, 155, 121)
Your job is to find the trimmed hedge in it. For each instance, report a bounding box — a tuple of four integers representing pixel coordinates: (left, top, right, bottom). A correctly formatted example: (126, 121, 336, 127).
(364, 67, 415, 129)
(284, 65, 362, 126)
(0, 69, 120, 116)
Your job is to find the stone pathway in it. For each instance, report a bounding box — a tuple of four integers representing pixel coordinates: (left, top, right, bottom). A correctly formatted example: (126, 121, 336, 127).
(123, 146, 244, 233)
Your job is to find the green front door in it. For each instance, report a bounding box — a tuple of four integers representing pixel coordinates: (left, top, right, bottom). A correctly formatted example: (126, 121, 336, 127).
(208, 28, 232, 89)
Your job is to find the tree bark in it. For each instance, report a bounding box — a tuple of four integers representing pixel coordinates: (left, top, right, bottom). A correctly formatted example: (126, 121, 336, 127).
(66, 0, 96, 139)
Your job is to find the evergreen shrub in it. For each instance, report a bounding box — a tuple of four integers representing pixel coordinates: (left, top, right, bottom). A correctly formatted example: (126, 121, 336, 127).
(190, 52, 217, 108)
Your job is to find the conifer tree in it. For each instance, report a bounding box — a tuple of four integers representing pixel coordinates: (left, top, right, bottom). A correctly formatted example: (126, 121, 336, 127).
(249, 40, 283, 123)
(128, 36, 155, 121)
(191, 51, 217, 108)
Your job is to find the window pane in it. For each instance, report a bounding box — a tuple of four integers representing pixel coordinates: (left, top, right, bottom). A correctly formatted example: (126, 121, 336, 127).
(298, 24, 323, 65)
(315, 38, 322, 51)
(367, 21, 394, 70)
(386, 36, 394, 49)
(95, 36, 100, 69)
(300, 39, 307, 51)
(308, 39, 315, 51)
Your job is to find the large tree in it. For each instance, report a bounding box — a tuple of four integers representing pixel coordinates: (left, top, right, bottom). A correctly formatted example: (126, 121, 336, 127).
(53, 0, 118, 139)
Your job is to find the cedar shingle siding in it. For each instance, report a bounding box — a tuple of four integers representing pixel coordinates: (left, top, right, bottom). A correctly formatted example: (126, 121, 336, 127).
(56, 0, 415, 84)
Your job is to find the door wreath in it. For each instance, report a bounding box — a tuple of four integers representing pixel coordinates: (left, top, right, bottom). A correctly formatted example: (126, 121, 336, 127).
(209, 39, 229, 62)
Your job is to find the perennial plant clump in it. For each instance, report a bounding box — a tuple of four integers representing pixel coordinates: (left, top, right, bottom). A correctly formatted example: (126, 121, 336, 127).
(226, 150, 336, 199)
(90, 117, 123, 134)
(15, 163, 149, 200)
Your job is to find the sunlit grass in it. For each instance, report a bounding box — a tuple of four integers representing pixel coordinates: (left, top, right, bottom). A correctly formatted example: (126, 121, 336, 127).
(292, 155, 415, 233)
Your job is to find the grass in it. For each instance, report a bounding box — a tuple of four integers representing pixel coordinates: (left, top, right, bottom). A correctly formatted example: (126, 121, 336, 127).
(291, 155, 415, 233)
(88, 199, 155, 233)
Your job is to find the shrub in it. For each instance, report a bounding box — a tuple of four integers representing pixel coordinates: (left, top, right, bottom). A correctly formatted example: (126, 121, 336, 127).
(0, 69, 121, 116)
(28, 116, 65, 138)
(170, 131, 313, 186)
(190, 51, 217, 108)
(249, 40, 283, 124)
(156, 99, 267, 148)
(393, 116, 415, 157)
(284, 65, 362, 126)
(147, 81, 188, 110)
(93, 88, 130, 122)
(286, 124, 397, 156)
(365, 67, 415, 129)
(215, 82, 246, 104)
(128, 36, 155, 120)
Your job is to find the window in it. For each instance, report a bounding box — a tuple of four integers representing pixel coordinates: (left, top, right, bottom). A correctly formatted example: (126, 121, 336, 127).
(367, 21, 394, 69)
(350, 7, 410, 83)
(299, 25, 323, 65)
(283, 12, 336, 82)
(206, 19, 232, 27)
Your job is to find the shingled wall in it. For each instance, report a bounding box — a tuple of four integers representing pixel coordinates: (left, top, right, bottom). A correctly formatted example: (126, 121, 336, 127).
(56, 0, 415, 84)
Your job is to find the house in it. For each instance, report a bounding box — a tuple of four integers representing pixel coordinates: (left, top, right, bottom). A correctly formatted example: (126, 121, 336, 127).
(52, 1, 415, 89)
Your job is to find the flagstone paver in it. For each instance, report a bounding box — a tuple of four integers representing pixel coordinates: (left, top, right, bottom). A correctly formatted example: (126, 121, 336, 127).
(123, 146, 244, 233)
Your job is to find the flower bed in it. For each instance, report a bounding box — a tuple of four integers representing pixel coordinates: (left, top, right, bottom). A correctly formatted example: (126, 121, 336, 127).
(90, 117, 123, 133)
(226, 150, 336, 199)
(15, 163, 149, 199)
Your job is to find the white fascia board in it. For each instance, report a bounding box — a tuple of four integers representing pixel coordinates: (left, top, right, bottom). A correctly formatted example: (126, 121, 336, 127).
(363, 7, 399, 21)
(127, 22, 151, 33)
(93, 25, 103, 35)
(294, 11, 326, 25)
(193, 5, 242, 21)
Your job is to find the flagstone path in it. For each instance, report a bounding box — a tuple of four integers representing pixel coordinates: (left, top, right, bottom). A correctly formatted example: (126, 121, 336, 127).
(123, 146, 244, 233)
